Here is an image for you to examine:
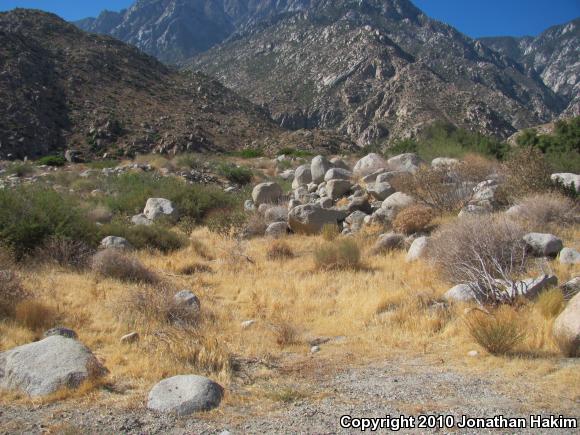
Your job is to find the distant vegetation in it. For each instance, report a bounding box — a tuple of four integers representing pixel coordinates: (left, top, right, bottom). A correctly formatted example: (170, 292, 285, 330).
(515, 117, 580, 172)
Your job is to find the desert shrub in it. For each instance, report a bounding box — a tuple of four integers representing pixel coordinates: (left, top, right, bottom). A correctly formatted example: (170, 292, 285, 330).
(205, 208, 249, 236)
(455, 154, 498, 183)
(428, 215, 528, 304)
(392, 205, 433, 235)
(91, 249, 157, 284)
(500, 147, 553, 200)
(14, 300, 58, 331)
(217, 163, 253, 185)
(266, 240, 294, 260)
(104, 173, 233, 219)
(0, 262, 29, 318)
(321, 223, 340, 241)
(391, 167, 470, 212)
(126, 286, 200, 326)
(277, 147, 314, 158)
(465, 306, 526, 355)
(0, 186, 99, 259)
(6, 162, 35, 177)
(87, 206, 113, 224)
(314, 239, 361, 270)
(85, 159, 120, 169)
(535, 288, 565, 319)
(36, 155, 66, 167)
(34, 237, 96, 269)
(511, 193, 578, 230)
(99, 222, 187, 253)
(272, 320, 299, 346)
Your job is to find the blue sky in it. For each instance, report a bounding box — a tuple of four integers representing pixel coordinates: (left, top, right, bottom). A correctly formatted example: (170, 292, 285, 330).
(0, 0, 578, 37)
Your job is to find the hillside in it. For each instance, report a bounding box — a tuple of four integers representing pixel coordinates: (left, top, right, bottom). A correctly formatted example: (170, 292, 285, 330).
(0, 9, 294, 159)
(480, 18, 580, 118)
(190, 0, 565, 146)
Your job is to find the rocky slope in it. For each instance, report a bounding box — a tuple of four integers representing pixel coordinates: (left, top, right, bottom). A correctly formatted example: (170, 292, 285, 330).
(480, 18, 580, 118)
(190, 0, 565, 145)
(75, 0, 315, 64)
(0, 9, 330, 159)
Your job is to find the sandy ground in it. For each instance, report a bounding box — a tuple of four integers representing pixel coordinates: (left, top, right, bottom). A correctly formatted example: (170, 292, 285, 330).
(2, 354, 578, 435)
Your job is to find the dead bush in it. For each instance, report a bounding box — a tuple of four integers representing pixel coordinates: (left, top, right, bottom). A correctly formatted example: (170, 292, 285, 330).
(535, 288, 565, 319)
(271, 320, 299, 347)
(314, 239, 361, 270)
(91, 249, 157, 284)
(126, 286, 200, 326)
(455, 154, 498, 183)
(176, 263, 213, 275)
(511, 193, 578, 230)
(34, 237, 95, 270)
(428, 215, 528, 304)
(392, 205, 434, 235)
(266, 240, 294, 260)
(391, 166, 470, 213)
(465, 306, 526, 355)
(0, 269, 29, 318)
(15, 300, 58, 331)
(500, 147, 552, 200)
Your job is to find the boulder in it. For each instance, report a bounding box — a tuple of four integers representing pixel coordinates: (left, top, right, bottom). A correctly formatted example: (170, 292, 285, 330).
(346, 196, 373, 214)
(278, 169, 295, 181)
(471, 180, 498, 203)
(551, 173, 580, 193)
(319, 197, 334, 209)
(361, 168, 390, 184)
(561, 277, 580, 300)
(353, 153, 387, 178)
(344, 211, 367, 233)
(330, 157, 350, 170)
(100, 236, 132, 250)
(65, 150, 82, 163)
(367, 182, 395, 201)
(265, 222, 289, 238)
(131, 213, 153, 226)
(264, 206, 288, 224)
(444, 284, 476, 302)
(506, 275, 558, 299)
(144, 198, 179, 222)
(553, 292, 580, 357)
(523, 233, 563, 257)
(288, 204, 347, 235)
(174, 291, 201, 311)
(147, 375, 224, 416)
(372, 233, 405, 254)
(382, 192, 414, 210)
(0, 336, 107, 397)
(406, 236, 429, 262)
(431, 157, 459, 169)
(292, 165, 312, 188)
(324, 168, 352, 181)
(311, 155, 333, 184)
(252, 182, 283, 206)
(559, 247, 580, 265)
(375, 171, 405, 184)
(387, 153, 423, 173)
(326, 179, 352, 200)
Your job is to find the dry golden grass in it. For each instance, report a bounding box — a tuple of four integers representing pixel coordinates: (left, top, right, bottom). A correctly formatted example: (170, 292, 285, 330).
(464, 306, 527, 355)
(0, 226, 578, 411)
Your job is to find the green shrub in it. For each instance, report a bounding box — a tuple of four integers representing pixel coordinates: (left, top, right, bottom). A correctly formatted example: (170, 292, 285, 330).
(0, 187, 99, 259)
(174, 153, 201, 169)
(99, 222, 187, 253)
(217, 164, 253, 185)
(314, 239, 361, 270)
(500, 147, 553, 200)
(85, 159, 120, 169)
(6, 162, 35, 177)
(36, 155, 67, 167)
(103, 173, 234, 219)
(204, 208, 249, 236)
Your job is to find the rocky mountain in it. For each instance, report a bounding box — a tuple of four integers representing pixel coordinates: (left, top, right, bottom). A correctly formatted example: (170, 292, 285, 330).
(75, 0, 315, 64)
(190, 0, 566, 145)
(480, 18, 580, 118)
(0, 9, 341, 160)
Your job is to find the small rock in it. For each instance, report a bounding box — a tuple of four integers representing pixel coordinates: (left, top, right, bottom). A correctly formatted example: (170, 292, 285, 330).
(241, 320, 257, 329)
(174, 291, 201, 310)
(467, 350, 479, 357)
(406, 236, 429, 262)
(147, 375, 224, 416)
(131, 213, 153, 226)
(144, 198, 179, 222)
(100, 236, 132, 250)
(559, 247, 580, 265)
(372, 233, 405, 254)
(523, 233, 563, 257)
(444, 283, 476, 302)
(310, 346, 320, 353)
(44, 327, 78, 340)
